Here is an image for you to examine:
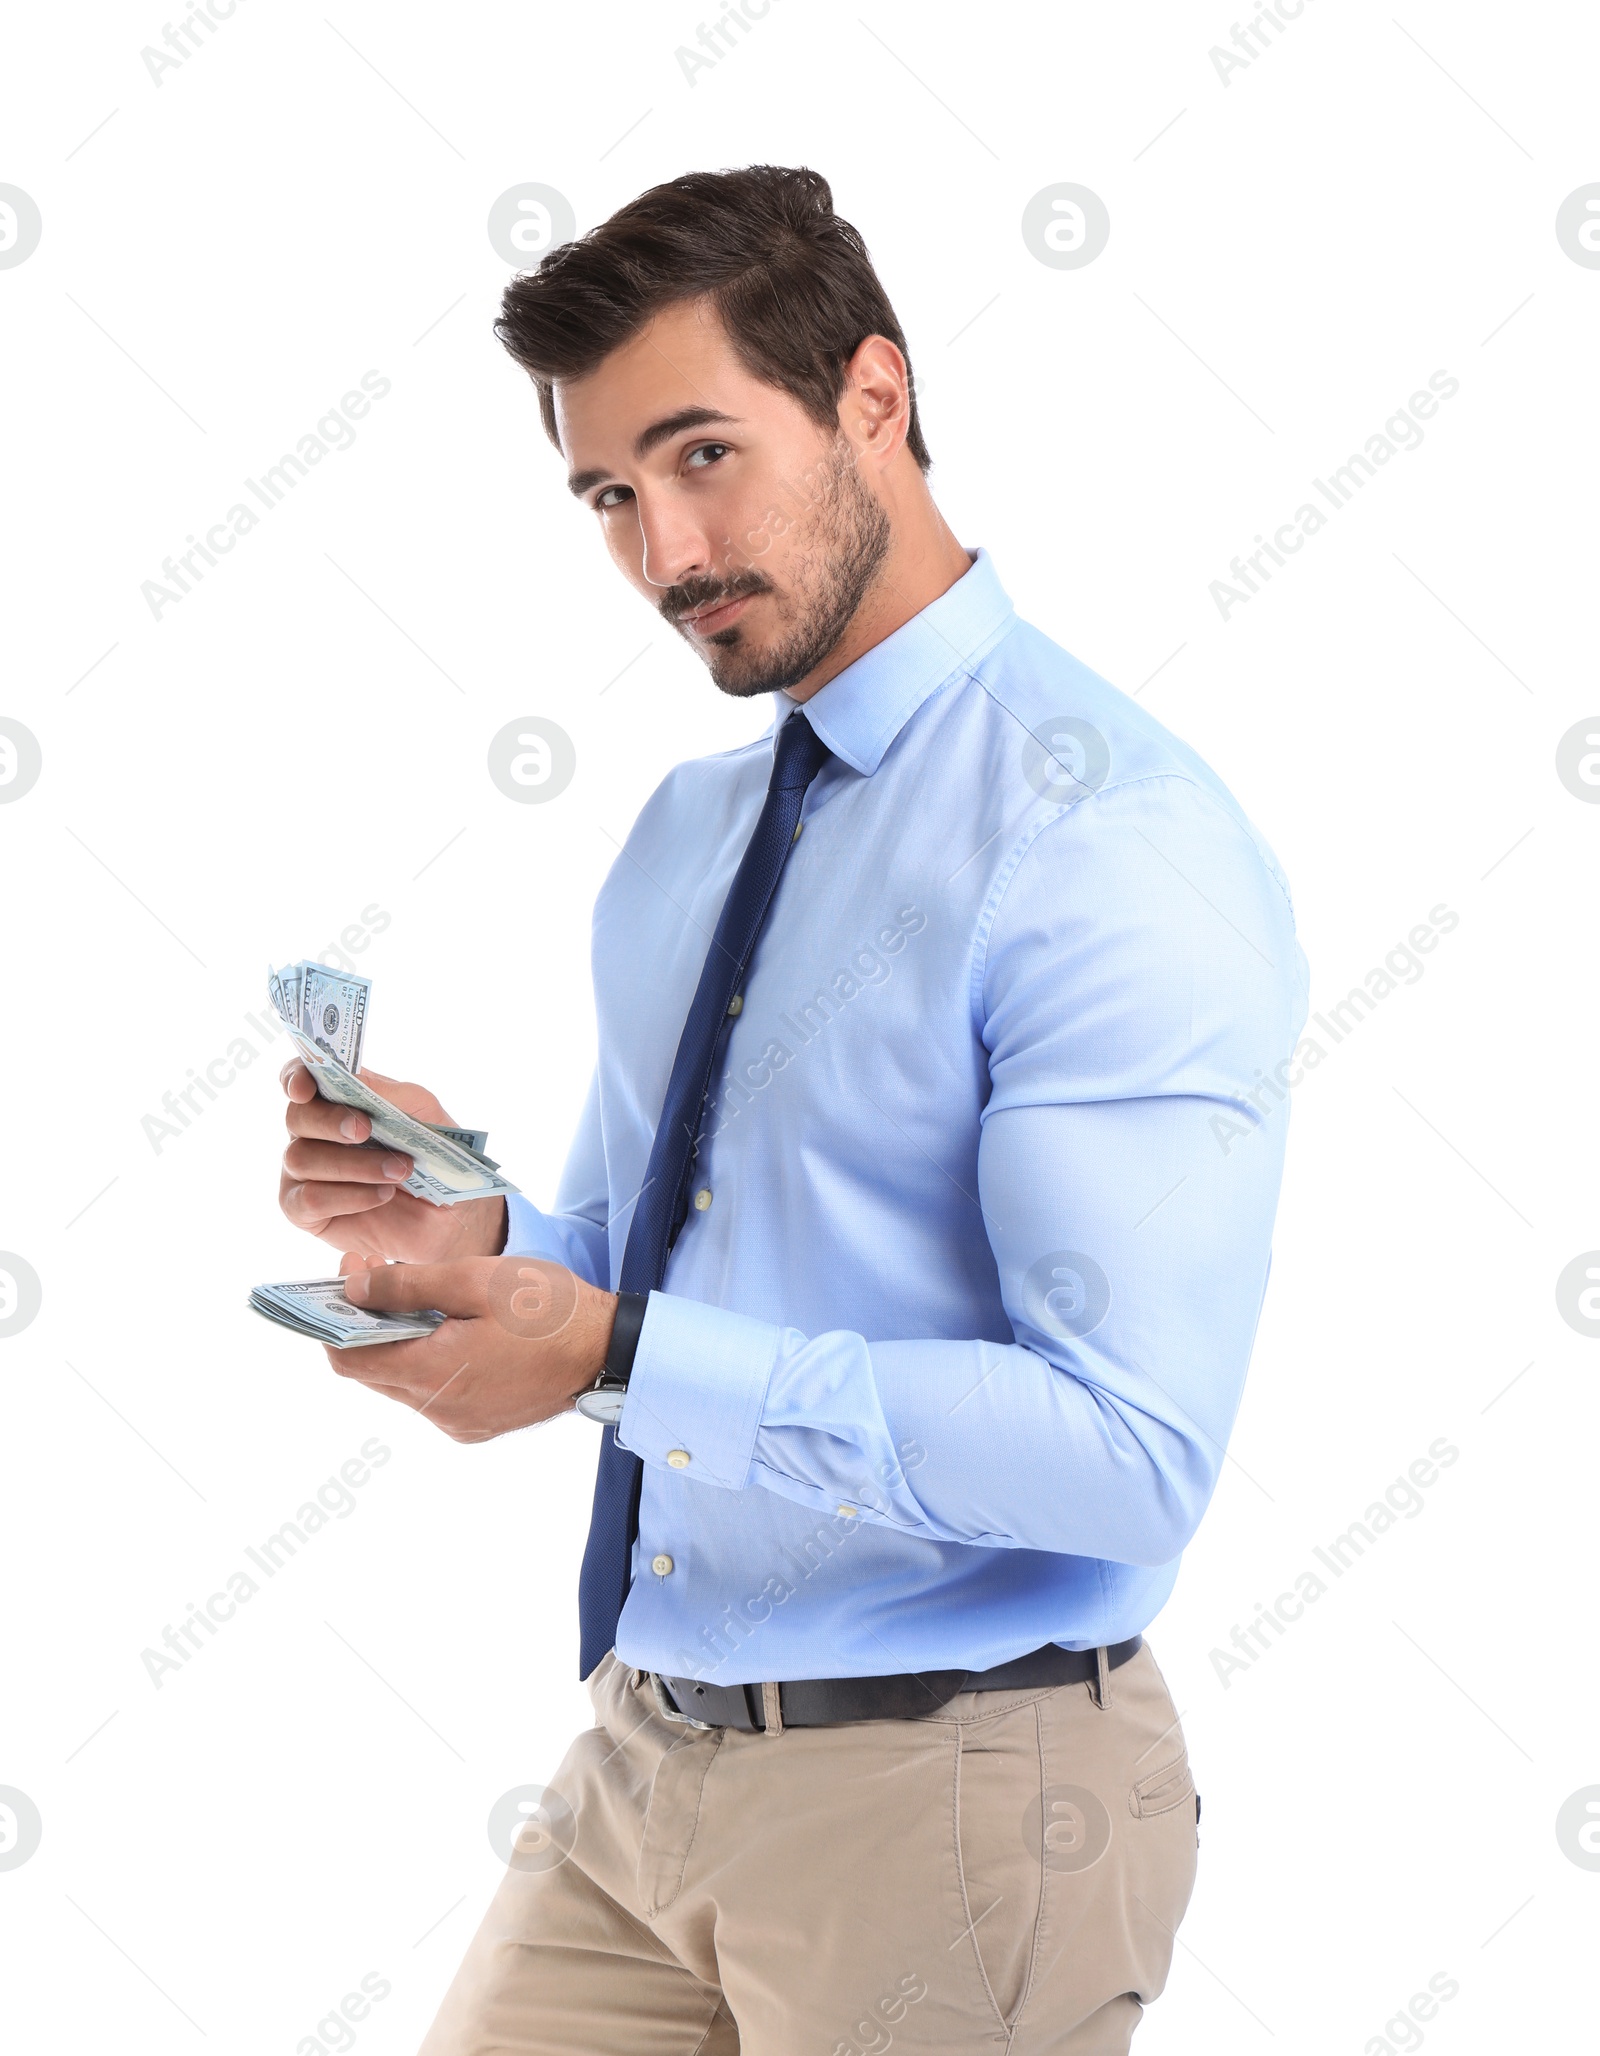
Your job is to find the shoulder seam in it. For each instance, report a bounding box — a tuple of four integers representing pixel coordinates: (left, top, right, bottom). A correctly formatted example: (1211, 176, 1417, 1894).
(966, 770, 1296, 1029)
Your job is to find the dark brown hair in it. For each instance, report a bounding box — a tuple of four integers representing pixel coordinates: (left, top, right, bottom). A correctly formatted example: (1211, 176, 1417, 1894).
(495, 165, 930, 471)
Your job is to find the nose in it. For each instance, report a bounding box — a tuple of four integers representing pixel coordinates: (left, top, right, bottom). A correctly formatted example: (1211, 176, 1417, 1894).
(635, 487, 719, 592)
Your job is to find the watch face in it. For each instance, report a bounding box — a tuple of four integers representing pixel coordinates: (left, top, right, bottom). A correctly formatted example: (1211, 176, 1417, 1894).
(575, 1388, 627, 1425)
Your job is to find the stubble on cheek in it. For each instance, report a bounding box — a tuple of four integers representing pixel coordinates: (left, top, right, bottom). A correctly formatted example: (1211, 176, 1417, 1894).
(655, 438, 891, 698)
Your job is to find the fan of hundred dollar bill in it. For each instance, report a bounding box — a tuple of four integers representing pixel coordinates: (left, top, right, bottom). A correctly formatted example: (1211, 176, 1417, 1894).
(250, 961, 518, 1351)
(265, 960, 519, 1206)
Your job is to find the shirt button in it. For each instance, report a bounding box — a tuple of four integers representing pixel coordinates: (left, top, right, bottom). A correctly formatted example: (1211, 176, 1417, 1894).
(651, 1553, 674, 1577)
(667, 1449, 691, 1469)
(727, 994, 743, 1017)
(791, 819, 804, 843)
(836, 1504, 857, 1517)
(693, 1187, 712, 1211)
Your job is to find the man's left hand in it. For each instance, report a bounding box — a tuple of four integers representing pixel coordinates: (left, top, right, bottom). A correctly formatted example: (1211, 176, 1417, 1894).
(326, 1253, 616, 1441)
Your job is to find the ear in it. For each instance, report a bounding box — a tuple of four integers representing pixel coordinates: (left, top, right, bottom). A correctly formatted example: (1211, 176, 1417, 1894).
(838, 333, 911, 468)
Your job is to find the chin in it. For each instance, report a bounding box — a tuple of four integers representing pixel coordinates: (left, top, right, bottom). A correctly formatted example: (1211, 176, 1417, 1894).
(702, 631, 779, 699)
(710, 664, 778, 702)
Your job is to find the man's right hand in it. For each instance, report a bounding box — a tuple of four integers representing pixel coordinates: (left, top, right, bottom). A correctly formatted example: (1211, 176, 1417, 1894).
(278, 1061, 508, 1264)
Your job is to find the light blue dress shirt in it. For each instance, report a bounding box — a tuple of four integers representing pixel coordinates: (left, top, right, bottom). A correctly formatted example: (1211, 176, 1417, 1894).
(506, 549, 1309, 1683)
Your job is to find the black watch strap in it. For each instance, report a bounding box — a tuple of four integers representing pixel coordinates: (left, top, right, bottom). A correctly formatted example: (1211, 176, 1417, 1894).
(601, 1290, 649, 1390)
(574, 1292, 650, 1426)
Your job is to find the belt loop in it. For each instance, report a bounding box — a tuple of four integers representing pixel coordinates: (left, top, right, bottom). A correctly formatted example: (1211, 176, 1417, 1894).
(1094, 1645, 1112, 1709)
(760, 1681, 785, 1737)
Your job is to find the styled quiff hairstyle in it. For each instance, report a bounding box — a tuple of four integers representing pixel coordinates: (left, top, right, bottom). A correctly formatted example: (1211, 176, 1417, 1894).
(495, 164, 930, 472)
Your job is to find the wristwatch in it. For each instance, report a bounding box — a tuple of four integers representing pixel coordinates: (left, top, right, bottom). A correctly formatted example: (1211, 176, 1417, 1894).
(574, 1291, 649, 1425)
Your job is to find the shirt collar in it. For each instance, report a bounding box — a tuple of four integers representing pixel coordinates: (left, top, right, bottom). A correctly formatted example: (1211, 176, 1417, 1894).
(772, 547, 1014, 776)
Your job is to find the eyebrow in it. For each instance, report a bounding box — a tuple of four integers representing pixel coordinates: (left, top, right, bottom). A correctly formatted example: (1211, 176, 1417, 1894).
(566, 406, 742, 498)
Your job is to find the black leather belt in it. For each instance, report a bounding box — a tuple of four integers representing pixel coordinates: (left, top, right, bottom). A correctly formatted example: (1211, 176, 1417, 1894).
(652, 1635, 1142, 1732)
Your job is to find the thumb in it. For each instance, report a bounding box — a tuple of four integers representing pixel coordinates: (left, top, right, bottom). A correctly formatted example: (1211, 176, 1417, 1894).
(356, 1067, 451, 1124)
(344, 1259, 482, 1318)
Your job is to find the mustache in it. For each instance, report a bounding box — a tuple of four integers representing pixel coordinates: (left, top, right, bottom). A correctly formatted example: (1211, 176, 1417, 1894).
(659, 570, 772, 624)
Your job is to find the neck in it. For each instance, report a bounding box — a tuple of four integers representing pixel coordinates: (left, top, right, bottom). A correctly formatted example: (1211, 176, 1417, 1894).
(782, 488, 973, 705)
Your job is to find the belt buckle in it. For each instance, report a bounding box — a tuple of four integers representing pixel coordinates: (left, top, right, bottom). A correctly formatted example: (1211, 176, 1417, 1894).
(649, 1672, 717, 1730)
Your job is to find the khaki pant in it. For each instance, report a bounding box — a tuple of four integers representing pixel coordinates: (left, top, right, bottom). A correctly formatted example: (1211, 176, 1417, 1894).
(420, 1644, 1198, 2054)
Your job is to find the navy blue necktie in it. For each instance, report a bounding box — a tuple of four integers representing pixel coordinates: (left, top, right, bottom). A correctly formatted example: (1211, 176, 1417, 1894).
(577, 711, 832, 1678)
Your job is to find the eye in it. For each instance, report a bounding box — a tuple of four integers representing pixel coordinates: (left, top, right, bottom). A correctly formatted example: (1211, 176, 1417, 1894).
(684, 441, 732, 472)
(593, 483, 632, 511)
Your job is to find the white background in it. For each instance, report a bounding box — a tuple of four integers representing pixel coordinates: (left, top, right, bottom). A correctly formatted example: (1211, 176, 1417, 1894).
(2, 0, 1597, 2048)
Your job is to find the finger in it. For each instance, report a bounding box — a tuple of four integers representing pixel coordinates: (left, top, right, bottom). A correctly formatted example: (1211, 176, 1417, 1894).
(324, 1340, 427, 1389)
(285, 1096, 375, 1145)
(356, 1068, 452, 1125)
(281, 1179, 400, 1227)
(281, 1061, 317, 1102)
(359, 1381, 432, 1409)
(322, 1332, 450, 1382)
(338, 1251, 388, 1278)
(324, 1339, 417, 1377)
(283, 1139, 412, 1185)
(355, 1067, 409, 1095)
(344, 1259, 484, 1318)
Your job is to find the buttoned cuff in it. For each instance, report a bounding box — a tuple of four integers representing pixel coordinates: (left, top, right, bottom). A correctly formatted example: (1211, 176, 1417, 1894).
(615, 1291, 782, 1490)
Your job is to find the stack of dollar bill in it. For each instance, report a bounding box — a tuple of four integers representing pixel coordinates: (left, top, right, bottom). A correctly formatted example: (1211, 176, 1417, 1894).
(250, 1277, 445, 1349)
(266, 961, 519, 1207)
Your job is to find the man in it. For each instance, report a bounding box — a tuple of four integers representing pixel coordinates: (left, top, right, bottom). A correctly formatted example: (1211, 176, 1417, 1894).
(278, 165, 1308, 2052)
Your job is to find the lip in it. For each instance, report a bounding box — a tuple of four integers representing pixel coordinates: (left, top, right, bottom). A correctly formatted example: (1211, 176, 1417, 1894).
(681, 593, 753, 636)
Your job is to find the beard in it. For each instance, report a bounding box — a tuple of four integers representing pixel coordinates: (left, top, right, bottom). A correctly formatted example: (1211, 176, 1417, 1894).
(659, 442, 893, 698)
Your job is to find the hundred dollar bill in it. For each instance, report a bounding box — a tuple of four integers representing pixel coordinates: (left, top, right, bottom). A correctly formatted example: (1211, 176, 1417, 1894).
(353, 1125, 498, 1181)
(270, 961, 370, 1073)
(423, 1123, 499, 1169)
(271, 962, 302, 1027)
(269, 963, 298, 1027)
(299, 964, 370, 1072)
(249, 1277, 445, 1349)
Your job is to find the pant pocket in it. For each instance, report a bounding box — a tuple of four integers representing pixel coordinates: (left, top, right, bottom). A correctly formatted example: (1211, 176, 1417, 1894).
(955, 1704, 1047, 2026)
(1130, 1754, 1195, 1819)
(636, 1728, 722, 1918)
